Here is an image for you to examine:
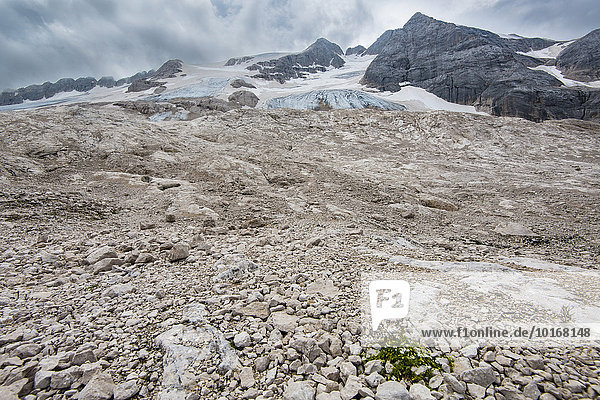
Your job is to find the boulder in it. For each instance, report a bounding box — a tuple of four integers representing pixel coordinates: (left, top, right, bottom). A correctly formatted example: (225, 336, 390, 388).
(228, 90, 259, 107)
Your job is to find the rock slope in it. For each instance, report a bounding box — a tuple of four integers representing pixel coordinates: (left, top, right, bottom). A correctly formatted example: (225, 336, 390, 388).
(0, 105, 599, 399)
(361, 12, 600, 121)
(247, 38, 345, 83)
(556, 28, 600, 81)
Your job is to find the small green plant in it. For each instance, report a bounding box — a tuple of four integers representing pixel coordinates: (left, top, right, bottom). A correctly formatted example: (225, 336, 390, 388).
(364, 346, 446, 384)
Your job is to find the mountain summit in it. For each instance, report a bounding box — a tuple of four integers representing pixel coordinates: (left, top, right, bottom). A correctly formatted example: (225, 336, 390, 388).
(361, 12, 599, 121)
(247, 37, 345, 83)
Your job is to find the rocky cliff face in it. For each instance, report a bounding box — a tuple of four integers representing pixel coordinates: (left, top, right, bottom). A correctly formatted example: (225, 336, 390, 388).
(0, 71, 153, 106)
(247, 38, 345, 83)
(556, 28, 600, 81)
(361, 12, 600, 121)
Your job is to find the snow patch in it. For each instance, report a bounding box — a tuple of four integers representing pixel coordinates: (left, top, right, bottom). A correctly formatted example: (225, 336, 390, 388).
(530, 65, 600, 88)
(517, 41, 574, 59)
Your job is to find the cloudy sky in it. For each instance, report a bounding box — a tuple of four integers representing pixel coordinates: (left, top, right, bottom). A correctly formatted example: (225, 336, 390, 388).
(1, 0, 598, 90)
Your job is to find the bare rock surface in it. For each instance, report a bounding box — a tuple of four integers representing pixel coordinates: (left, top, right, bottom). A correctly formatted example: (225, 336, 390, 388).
(0, 105, 599, 399)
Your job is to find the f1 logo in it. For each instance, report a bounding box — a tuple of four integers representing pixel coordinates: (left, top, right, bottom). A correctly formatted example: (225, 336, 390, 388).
(369, 280, 410, 330)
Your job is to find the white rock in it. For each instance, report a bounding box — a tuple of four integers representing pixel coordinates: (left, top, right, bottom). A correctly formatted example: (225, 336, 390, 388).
(408, 383, 434, 400)
(240, 366, 255, 388)
(283, 381, 315, 400)
(375, 381, 409, 400)
(234, 331, 252, 348)
(270, 311, 299, 333)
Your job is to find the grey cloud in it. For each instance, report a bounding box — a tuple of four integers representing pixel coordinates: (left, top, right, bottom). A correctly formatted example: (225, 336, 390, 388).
(0, 0, 598, 91)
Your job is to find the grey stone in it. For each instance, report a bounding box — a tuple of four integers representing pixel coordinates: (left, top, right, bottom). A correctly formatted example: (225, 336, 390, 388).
(234, 331, 252, 348)
(34, 369, 53, 389)
(169, 243, 189, 261)
(339, 361, 357, 381)
(135, 253, 154, 263)
(102, 283, 133, 298)
(230, 79, 256, 89)
(340, 375, 362, 400)
(50, 366, 82, 389)
(86, 246, 117, 265)
(113, 380, 140, 400)
(235, 301, 270, 320)
(72, 349, 97, 365)
(92, 257, 124, 274)
(283, 381, 316, 400)
(409, 383, 434, 400)
(467, 383, 486, 399)
(365, 372, 385, 387)
(271, 311, 299, 333)
(78, 372, 115, 400)
(228, 90, 259, 107)
(524, 355, 544, 370)
(365, 360, 383, 375)
(497, 385, 527, 400)
(240, 366, 255, 388)
(375, 381, 409, 400)
(11, 343, 41, 358)
(443, 373, 466, 394)
(523, 382, 541, 399)
(460, 367, 497, 387)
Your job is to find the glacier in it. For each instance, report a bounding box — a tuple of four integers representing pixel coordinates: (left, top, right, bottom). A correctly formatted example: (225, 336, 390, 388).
(265, 89, 406, 111)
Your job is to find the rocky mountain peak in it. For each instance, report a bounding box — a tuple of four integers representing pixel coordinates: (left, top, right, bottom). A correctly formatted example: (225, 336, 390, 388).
(247, 37, 345, 83)
(152, 59, 184, 80)
(404, 12, 438, 28)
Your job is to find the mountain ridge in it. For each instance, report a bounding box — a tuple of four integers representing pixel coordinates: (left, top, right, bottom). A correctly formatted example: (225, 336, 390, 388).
(1, 13, 599, 121)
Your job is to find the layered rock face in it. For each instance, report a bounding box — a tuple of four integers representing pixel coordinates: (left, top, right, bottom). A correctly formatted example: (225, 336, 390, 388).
(247, 38, 345, 83)
(556, 28, 600, 81)
(361, 12, 600, 121)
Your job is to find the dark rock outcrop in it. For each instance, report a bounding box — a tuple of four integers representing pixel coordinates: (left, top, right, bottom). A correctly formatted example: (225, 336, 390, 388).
(151, 59, 183, 80)
(116, 71, 153, 87)
(18, 84, 47, 101)
(0, 90, 23, 105)
(361, 12, 600, 121)
(97, 76, 116, 88)
(126, 79, 164, 93)
(228, 90, 259, 107)
(345, 45, 367, 56)
(74, 77, 97, 92)
(230, 79, 256, 89)
(126, 60, 182, 93)
(248, 38, 345, 83)
(1, 70, 154, 106)
(225, 56, 253, 66)
(556, 28, 600, 81)
(47, 78, 75, 97)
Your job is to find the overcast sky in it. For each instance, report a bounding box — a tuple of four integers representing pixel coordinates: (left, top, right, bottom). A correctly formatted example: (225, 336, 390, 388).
(1, 0, 598, 90)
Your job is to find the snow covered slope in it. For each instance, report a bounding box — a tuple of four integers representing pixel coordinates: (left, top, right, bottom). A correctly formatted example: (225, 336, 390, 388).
(0, 53, 481, 114)
(517, 41, 574, 59)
